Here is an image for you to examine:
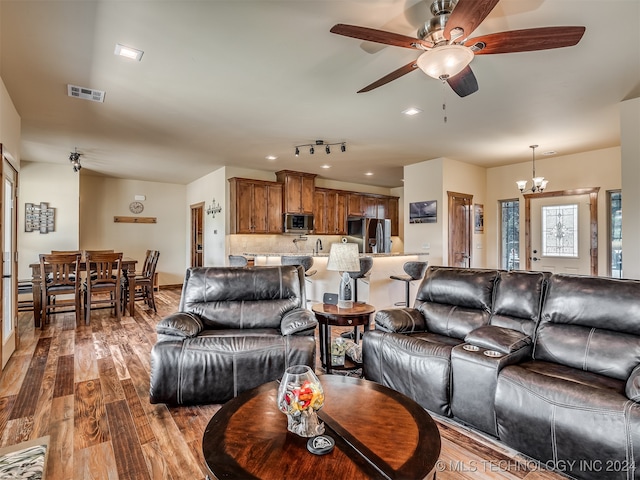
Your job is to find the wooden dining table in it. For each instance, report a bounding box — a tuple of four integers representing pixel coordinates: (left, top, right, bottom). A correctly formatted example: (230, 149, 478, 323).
(29, 257, 138, 327)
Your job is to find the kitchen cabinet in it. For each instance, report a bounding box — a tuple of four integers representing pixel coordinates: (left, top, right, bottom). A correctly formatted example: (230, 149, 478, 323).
(276, 170, 316, 214)
(229, 178, 282, 234)
(377, 197, 389, 220)
(388, 197, 399, 236)
(347, 193, 365, 217)
(315, 188, 347, 235)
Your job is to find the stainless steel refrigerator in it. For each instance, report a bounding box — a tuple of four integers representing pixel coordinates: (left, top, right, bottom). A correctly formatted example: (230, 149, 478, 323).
(346, 217, 391, 253)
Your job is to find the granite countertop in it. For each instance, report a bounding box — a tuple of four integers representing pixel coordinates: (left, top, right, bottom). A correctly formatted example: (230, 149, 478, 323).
(242, 252, 429, 258)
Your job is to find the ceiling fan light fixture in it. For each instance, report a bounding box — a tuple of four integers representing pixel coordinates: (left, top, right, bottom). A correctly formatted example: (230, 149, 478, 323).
(416, 44, 474, 80)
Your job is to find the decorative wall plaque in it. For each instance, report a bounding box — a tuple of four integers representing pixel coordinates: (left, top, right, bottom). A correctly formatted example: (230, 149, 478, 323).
(25, 202, 55, 233)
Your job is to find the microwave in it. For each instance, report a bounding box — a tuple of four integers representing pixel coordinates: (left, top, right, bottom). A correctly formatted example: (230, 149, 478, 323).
(283, 213, 314, 234)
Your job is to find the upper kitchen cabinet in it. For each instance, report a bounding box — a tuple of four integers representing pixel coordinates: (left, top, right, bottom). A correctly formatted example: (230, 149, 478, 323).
(388, 197, 399, 237)
(276, 170, 316, 214)
(229, 178, 283, 234)
(314, 188, 347, 235)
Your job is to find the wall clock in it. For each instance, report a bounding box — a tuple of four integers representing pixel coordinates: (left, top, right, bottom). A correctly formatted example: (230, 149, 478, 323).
(129, 201, 144, 214)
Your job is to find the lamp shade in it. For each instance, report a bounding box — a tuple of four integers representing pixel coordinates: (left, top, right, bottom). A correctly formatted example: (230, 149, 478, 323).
(326, 243, 360, 272)
(416, 44, 474, 79)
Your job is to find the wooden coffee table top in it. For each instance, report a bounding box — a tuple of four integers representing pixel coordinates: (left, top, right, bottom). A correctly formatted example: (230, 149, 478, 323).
(202, 375, 441, 479)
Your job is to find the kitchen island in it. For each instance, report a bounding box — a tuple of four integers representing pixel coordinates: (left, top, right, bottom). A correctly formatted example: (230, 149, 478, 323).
(244, 251, 429, 309)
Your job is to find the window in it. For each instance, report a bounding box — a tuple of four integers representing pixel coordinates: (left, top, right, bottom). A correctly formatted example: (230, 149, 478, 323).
(542, 204, 578, 257)
(608, 190, 622, 278)
(500, 200, 520, 270)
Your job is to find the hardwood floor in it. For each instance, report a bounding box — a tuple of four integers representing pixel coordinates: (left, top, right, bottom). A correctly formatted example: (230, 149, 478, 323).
(0, 288, 568, 480)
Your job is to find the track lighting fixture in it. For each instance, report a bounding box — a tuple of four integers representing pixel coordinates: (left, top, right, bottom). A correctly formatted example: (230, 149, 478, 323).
(294, 140, 347, 156)
(69, 147, 82, 173)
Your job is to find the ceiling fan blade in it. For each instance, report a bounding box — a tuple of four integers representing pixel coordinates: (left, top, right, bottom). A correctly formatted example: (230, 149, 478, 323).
(466, 26, 586, 55)
(446, 66, 478, 97)
(357, 61, 419, 93)
(331, 24, 432, 50)
(444, 0, 500, 41)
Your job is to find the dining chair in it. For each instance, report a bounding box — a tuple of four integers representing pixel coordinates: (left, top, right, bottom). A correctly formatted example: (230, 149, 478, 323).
(122, 250, 160, 312)
(84, 251, 123, 324)
(39, 252, 82, 326)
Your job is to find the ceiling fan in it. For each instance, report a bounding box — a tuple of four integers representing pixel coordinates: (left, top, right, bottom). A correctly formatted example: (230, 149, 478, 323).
(330, 0, 585, 97)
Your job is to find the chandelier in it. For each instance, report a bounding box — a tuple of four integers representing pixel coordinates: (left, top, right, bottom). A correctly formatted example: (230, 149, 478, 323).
(516, 145, 548, 193)
(206, 198, 222, 218)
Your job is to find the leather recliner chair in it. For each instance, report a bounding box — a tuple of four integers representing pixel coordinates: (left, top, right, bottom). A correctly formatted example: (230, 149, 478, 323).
(149, 265, 318, 405)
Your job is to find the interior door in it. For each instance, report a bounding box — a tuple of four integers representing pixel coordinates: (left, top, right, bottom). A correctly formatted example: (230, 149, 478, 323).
(190, 202, 204, 268)
(2, 157, 18, 368)
(529, 194, 591, 274)
(448, 191, 473, 267)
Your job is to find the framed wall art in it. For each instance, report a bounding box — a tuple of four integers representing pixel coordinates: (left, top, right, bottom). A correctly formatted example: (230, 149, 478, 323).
(474, 204, 484, 233)
(25, 202, 55, 233)
(409, 200, 437, 224)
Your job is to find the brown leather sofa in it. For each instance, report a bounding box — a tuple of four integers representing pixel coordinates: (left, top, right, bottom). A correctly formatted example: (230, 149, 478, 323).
(150, 265, 317, 405)
(363, 266, 640, 480)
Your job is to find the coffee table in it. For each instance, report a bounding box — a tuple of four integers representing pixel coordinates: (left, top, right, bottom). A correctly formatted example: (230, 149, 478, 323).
(312, 303, 375, 373)
(202, 375, 441, 479)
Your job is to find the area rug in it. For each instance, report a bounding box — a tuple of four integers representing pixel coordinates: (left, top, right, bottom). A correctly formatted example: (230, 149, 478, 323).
(0, 436, 49, 480)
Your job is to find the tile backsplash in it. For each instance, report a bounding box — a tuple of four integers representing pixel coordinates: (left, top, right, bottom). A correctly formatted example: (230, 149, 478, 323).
(228, 234, 342, 255)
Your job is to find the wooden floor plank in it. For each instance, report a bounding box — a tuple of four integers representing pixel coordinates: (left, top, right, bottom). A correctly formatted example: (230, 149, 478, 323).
(74, 378, 110, 450)
(105, 399, 151, 480)
(48, 395, 74, 480)
(73, 441, 119, 480)
(54, 354, 75, 398)
(0, 287, 569, 480)
(9, 337, 51, 419)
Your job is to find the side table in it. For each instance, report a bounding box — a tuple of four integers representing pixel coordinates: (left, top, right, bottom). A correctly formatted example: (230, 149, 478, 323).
(312, 303, 375, 374)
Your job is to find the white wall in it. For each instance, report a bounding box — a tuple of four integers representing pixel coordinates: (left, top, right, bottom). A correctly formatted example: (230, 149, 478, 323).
(0, 78, 20, 165)
(79, 175, 187, 285)
(18, 162, 79, 279)
(621, 98, 640, 279)
(186, 166, 227, 267)
(403, 158, 444, 265)
(486, 147, 621, 273)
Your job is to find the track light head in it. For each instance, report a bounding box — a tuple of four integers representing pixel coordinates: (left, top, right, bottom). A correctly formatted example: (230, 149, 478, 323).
(341, 143, 346, 153)
(295, 147, 300, 157)
(310, 146, 314, 155)
(326, 145, 330, 154)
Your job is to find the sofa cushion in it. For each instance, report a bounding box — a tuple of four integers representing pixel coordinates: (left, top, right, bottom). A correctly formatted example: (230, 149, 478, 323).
(179, 266, 304, 330)
(491, 271, 548, 336)
(156, 312, 203, 338)
(375, 307, 426, 333)
(415, 267, 498, 310)
(496, 362, 639, 480)
(535, 274, 640, 381)
(418, 302, 490, 340)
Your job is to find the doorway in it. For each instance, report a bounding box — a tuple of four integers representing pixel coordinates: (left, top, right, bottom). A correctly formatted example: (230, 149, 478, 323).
(448, 191, 473, 268)
(524, 188, 599, 275)
(190, 202, 204, 268)
(2, 154, 18, 368)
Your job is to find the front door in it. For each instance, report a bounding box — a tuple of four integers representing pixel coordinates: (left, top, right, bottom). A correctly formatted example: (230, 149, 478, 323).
(448, 191, 472, 267)
(525, 188, 599, 275)
(2, 156, 18, 368)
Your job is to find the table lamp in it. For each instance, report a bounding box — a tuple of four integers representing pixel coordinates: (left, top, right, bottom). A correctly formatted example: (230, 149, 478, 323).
(326, 243, 361, 309)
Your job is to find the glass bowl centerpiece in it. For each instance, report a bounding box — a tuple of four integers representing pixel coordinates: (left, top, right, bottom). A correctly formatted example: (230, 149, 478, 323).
(277, 365, 325, 437)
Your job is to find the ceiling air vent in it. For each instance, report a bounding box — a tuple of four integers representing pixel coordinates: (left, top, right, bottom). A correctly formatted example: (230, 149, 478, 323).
(67, 84, 105, 103)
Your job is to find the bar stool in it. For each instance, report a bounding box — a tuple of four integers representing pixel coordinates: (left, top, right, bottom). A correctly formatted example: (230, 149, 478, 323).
(390, 261, 428, 307)
(281, 255, 317, 303)
(349, 256, 373, 303)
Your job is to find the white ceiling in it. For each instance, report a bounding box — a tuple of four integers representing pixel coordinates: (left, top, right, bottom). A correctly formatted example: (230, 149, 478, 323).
(1, 0, 639, 188)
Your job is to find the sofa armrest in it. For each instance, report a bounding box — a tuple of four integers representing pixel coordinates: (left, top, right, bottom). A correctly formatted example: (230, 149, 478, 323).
(626, 364, 640, 402)
(375, 308, 426, 333)
(156, 312, 203, 338)
(464, 325, 531, 354)
(281, 308, 318, 336)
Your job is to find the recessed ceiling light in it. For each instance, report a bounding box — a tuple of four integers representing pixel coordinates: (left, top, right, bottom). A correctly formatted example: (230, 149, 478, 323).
(542, 150, 557, 156)
(265, 155, 277, 161)
(321, 165, 331, 169)
(365, 172, 373, 176)
(402, 107, 422, 116)
(114, 43, 144, 61)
